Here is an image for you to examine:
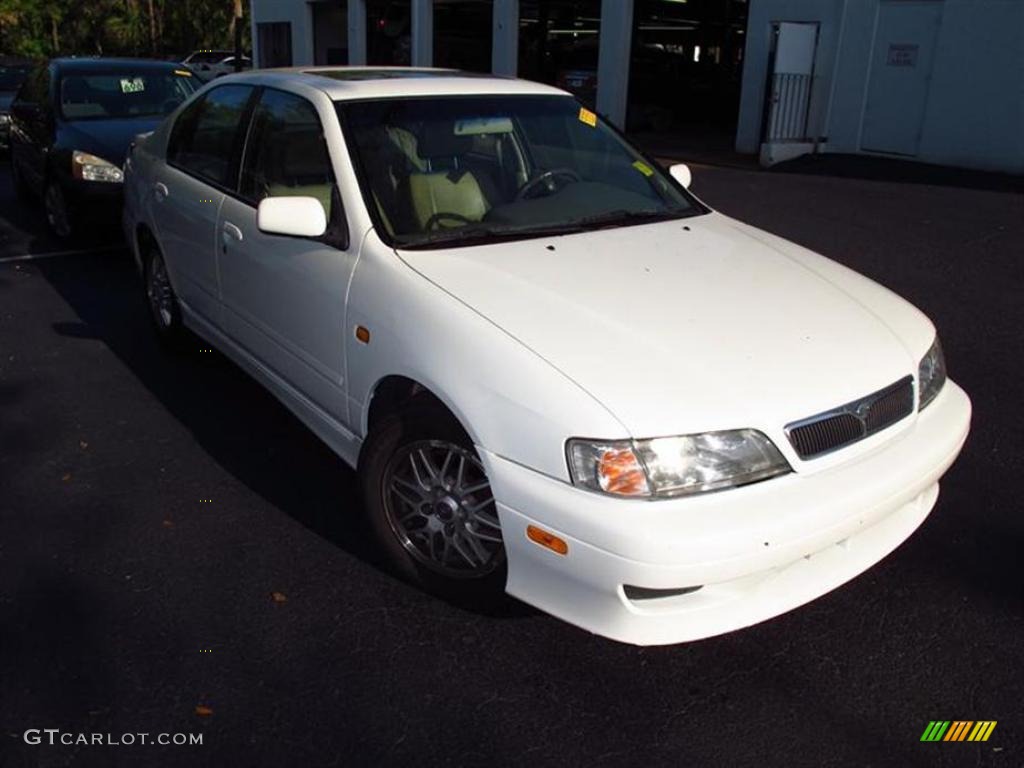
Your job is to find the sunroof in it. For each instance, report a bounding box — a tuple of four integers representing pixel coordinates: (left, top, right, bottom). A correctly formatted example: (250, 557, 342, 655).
(305, 68, 478, 82)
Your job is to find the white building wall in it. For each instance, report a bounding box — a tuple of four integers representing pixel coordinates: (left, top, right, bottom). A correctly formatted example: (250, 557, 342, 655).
(737, 0, 1024, 174)
(917, 0, 1024, 173)
(251, 0, 316, 68)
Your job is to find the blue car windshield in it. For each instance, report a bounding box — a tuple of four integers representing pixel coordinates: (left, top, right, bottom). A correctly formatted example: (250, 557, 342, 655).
(59, 71, 197, 121)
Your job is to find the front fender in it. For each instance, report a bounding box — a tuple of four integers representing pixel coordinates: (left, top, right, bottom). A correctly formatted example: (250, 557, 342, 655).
(345, 231, 627, 482)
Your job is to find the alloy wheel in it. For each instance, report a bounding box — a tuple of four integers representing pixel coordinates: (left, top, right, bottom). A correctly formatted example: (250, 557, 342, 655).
(383, 439, 504, 579)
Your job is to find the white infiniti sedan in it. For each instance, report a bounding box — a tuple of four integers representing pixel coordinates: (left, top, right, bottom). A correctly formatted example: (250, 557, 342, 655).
(122, 67, 971, 645)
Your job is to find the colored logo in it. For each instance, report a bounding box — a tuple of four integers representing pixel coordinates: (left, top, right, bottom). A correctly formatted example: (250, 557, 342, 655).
(920, 721, 997, 742)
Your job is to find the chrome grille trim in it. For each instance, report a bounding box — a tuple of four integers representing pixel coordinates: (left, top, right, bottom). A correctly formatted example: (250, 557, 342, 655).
(785, 376, 914, 459)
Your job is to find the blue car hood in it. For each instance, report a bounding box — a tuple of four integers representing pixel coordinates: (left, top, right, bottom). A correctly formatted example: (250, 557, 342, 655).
(58, 116, 165, 166)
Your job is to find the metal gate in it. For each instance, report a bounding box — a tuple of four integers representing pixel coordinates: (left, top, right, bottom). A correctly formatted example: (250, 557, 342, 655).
(762, 22, 819, 143)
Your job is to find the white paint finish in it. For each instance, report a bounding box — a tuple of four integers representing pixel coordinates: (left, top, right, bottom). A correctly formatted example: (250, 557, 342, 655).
(736, 0, 846, 153)
(492, 0, 519, 76)
(127, 70, 973, 644)
(257, 196, 327, 237)
(219, 193, 353, 426)
(251, 0, 315, 67)
(151, 165, 226, 326)
(917, 0, 1024, 173)
(860, 1, 943, 156)
(347, 0, 368, 65)
(596, 0, 634, 128)
(412, 0, 434, 67)
(774, 21, 818, 74)
(737, 0, 1024, 173)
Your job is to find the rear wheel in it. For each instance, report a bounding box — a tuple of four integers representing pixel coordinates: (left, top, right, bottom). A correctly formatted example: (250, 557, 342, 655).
(144, 245, 185, 347)
(360, 399, 506, 598)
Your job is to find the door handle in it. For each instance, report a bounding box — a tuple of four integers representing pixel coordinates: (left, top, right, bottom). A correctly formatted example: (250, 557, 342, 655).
(222, 222, 243, 243)
(153, 182, 168, 201)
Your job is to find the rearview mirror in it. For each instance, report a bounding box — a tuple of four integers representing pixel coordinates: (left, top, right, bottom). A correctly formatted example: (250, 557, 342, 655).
(257, 196, 327, 238)
(669, 163, 692, 189)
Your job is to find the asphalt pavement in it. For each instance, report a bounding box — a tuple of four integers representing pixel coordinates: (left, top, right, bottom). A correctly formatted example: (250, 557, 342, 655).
(0, 154, 1021, 768)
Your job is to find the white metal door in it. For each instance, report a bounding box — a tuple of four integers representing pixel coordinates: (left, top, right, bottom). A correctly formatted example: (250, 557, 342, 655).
(765, 22, 818, 142)
(861, 1, 942, 156)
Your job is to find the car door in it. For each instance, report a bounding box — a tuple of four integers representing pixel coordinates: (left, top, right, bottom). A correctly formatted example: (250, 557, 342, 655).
(155, 84, 255, 326)
(218, 87, 354, 427)
(9, 65, 53, 194)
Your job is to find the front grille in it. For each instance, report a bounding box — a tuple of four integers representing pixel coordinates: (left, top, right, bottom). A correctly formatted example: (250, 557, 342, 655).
(786, 376, 914, 459)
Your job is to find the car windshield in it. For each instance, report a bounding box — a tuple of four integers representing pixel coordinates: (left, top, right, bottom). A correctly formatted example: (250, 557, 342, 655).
(59, 70, 197, 121)
(337, 95, 702, 248)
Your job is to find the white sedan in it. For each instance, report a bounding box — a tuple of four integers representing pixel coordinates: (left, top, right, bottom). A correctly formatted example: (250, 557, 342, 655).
(122, 67, 971, 645)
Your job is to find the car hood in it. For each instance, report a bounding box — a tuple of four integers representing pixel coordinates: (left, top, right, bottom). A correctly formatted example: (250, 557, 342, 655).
(398, 213, 931, 439)
(58, 116, 166, 166)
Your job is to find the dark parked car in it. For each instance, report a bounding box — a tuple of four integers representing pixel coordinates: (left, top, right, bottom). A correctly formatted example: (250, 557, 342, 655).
(8, 58, 198, 238)
(0, 61, 34, 150)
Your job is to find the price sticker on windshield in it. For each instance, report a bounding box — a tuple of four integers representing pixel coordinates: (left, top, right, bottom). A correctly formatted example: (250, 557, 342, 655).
(120, 77, 146, 94)
(578, 107, 597, 127)
(632, 160, 655, 177)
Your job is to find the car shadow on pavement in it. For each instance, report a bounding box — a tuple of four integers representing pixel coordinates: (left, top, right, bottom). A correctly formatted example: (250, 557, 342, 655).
(34, 249, 532, 621)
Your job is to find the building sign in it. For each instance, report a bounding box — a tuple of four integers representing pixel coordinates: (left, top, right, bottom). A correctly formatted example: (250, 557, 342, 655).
(886, 44, 918, 67)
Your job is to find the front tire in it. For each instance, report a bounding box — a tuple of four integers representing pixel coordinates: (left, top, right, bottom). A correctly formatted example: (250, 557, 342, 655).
(360, 399, 506, 599)
(144, 245, 185, 347)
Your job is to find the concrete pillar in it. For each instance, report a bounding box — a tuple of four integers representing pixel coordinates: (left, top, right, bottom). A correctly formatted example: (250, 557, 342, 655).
(412, 0, 434, 67)
(492, 0, 519, 76)
(596, 0, 634, 128)
(347, 0, 367, 65)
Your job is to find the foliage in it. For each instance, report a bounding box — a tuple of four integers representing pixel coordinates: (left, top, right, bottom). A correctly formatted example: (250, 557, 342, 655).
(0, 0, 251, 61)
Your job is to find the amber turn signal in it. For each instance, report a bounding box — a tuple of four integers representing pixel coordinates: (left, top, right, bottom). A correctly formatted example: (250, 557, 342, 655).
(526, 525, 568, 555)
(355, 325, 370, 344)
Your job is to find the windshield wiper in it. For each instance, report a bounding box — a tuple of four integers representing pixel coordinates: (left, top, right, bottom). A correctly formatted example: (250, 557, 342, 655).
(397, 209, 684, 250)
(566, 208, 683, 230)
(398, 222, 589, 250)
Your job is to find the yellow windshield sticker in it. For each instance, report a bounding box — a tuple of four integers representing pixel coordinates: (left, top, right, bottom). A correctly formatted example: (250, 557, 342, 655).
(578, 107, 597, 127)
(174, 69, 193, 77)
(632, 160, 655, 177)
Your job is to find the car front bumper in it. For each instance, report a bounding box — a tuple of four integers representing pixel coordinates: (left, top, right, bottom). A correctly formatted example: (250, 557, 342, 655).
(482, 380, 971, 645)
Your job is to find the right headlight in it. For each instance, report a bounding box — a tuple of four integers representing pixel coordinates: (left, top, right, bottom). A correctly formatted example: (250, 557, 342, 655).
(918, 336, 947, 410)
(71, 150, 124, 183)
(567, 429, 791, 499)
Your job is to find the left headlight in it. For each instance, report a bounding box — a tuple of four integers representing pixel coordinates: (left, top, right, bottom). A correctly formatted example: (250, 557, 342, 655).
(72, 150, 124, 183)
(918, 336, 946, 410)
(567, 429, 791, 499)
(0, 113, 11, 124)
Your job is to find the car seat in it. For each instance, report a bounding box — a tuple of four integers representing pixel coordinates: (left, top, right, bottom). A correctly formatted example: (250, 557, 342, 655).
(407, 122, 489, 229)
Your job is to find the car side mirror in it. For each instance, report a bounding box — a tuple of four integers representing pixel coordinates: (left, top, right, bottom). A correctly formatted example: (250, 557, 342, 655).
(669, 163, 692, 189)
(257, 196, 327, 238)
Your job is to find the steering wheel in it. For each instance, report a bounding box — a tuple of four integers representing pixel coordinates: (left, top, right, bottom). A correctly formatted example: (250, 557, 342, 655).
(425, 211, 474, 230)
(515, 168, 581, 201)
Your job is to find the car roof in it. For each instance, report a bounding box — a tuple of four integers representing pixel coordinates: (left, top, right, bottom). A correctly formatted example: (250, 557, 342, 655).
(50, 57, 185, 73)
(214, 66, 569, 100)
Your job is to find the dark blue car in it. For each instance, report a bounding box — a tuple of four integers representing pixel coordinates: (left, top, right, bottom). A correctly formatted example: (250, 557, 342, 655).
(8, 58, 198, 238)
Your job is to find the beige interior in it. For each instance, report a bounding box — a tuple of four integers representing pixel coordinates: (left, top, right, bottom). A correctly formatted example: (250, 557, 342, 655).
(408, 172, 489, 229)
